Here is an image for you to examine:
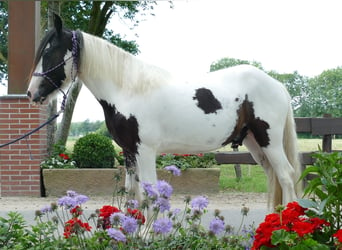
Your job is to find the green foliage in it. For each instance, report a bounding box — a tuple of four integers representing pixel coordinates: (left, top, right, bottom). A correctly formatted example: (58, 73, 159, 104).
(268, 70, 309, 116)
(0, 212, 32, 249)
(299, 151, 342, 241)
(210, 57, 264, 72)
(95, 122, 112, 138)
(41, 142, 76, 169)
(73, 133, 115, 168)
(0, 2, 8, 83)
(270, 229, 330, 250)
(0, 183, 255, 249)
(68, 119, 104, 137)
(304, 67, 342, 117)
(156, 153, 217, 170)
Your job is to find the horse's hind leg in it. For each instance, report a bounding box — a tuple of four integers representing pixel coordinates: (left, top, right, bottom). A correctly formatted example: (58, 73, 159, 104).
(261, 128, 297, 206)
(243, 131, 276, 207)
(262, 146, 297, 204)
(243, 130, 296, 208)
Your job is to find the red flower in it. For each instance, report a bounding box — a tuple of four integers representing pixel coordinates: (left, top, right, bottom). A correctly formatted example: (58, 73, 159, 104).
(334, 229, 342, 243)
(291, 220, 316, 237)
(99, 205, 121, 229)
(127, 208, 146, 224)
(59, 153, 70, 160)
(99, 205, 121, 218)
(252, 201, 330, 250)
(70, 205, 83, 217)
(63, 218, 91, 238)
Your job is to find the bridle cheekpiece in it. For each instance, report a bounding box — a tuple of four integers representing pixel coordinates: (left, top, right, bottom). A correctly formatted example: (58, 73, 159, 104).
(32, 30, 78, 109)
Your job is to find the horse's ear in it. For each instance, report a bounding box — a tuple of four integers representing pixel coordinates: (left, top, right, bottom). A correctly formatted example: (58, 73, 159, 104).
(53, 13, 63, 35)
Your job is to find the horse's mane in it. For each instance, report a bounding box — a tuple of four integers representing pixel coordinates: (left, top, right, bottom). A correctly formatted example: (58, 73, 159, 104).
(80, 32, 172, 93)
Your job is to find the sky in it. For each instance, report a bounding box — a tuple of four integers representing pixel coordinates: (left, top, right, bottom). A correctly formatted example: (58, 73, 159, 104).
(3, 0, 342, 121)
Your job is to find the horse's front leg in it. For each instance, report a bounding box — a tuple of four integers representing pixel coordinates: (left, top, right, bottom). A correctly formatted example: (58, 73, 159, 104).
(124, 145, 157, 218)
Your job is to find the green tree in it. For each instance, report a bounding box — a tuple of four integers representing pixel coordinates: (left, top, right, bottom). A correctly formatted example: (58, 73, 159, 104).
(304, 67, 342, 117)
(0, 1, 8, 84)
(210, 57, 264, 72)
(268, 71, 309, 116)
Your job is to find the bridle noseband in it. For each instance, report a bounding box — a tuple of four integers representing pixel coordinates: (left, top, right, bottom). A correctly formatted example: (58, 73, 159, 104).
(33, 30, 79, 109)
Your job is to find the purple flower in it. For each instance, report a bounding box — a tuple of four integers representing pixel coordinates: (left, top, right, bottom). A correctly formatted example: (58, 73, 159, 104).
(156, 180, 173, 198)
(164, 165, 181, 176)
(110, 212, 126, 226)
(107, 228, 126, 242)
(58, 196, 77, 209)
(153, 218, 173, 235)
(154, 197, 171, 212)
(121, 216, 138, 234)
(40, 205, 52, 214)
(66, 190, 78, 197)
(191, 196, 209, 211)
(126, 199, 139, 209)
(209, 218, 225, 235)
(142, 182, 158, 198)
(75, 194, 89, 205)
(57, 191, 89, 209)
(171, 208, 181, 219)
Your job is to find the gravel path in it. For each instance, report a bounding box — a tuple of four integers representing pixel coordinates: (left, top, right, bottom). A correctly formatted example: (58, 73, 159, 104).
(0, 192, 267, 211)
(0, 192, 269, 230)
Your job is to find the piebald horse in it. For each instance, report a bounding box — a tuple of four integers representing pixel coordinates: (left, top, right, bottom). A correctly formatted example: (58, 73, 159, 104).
(27, 15, 301, 209)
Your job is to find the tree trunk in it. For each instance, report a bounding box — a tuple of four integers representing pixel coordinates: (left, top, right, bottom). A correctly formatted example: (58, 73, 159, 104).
(46, 2, 59, 156)
(55, 80, 82, 145)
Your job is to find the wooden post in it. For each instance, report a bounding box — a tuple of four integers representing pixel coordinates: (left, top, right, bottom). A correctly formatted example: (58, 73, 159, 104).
(322, 114, 332, 152)
(233, 147, 242, 180)
(8, 1, 40, 94)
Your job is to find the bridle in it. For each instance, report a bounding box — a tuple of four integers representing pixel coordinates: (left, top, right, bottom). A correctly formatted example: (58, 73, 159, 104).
(0, 30, 79, 148)
(33, 30, 79, 108)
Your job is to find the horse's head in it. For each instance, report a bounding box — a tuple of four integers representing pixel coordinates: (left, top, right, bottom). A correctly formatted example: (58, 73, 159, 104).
(27, 14, 80, 104)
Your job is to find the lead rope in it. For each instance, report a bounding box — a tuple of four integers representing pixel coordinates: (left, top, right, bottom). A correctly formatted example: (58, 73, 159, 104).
(0, 31, 78, 149)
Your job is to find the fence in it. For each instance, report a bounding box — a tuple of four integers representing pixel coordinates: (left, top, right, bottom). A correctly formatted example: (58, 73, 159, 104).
(215, 116, 342, 172)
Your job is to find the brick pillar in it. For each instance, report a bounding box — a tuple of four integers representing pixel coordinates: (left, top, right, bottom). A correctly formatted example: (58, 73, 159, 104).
(0, 1, 45, 197)
(0, 96, 48, 196)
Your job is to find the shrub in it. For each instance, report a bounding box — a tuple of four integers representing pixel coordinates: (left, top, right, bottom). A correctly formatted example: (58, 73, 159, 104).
(73, 133, 115, 168)
(156, 153, 217, 170)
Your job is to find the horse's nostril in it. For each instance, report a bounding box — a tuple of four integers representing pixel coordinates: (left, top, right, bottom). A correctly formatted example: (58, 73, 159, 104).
(27, 91, 32, 98)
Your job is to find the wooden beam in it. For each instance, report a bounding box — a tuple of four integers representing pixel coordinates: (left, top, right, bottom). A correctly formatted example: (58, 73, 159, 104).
(8, 1, 40, 94)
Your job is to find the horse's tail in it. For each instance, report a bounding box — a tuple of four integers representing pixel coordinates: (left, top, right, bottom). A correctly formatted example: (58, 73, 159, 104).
(284, 101, 302, 197)
(272, 99, 302, 207)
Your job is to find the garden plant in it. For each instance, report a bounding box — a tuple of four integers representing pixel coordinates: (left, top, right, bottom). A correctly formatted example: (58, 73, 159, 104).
(0, 166, 254, 249)
(2, 151, 342, 249)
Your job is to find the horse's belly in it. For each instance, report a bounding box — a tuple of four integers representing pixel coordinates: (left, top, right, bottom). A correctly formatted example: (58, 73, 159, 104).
(144, 115, 234, 154)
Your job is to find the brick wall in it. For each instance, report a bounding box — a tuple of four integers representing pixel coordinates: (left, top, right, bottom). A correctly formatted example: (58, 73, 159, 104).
(0, 95, 48, 196)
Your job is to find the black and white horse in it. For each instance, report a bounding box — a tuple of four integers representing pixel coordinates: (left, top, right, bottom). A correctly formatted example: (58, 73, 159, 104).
(27, 15, 301, 209)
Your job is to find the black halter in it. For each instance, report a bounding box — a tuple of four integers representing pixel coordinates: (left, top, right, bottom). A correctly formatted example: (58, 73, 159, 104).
(33, 30, 79, 109)
(0, 31, 79, 148)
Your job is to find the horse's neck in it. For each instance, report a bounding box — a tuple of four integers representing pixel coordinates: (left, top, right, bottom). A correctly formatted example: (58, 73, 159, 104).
(78, 32, 171, 102)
